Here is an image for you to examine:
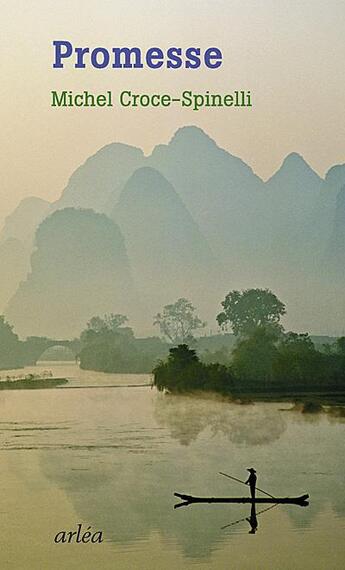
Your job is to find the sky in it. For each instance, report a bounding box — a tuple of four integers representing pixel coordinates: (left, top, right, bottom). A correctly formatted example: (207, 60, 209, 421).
(1, 0, 345, 226)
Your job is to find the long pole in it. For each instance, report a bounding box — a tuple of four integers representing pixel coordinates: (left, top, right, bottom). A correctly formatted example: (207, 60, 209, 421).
(218, 471, 276, 499)
(221, 503, 279, 530)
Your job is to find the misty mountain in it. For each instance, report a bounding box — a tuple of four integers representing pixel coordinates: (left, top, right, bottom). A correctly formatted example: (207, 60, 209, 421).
(265, 152, 323, 228)
(266, 152, 323, 211)
(325, 163, 345, 192)
(148, 126, 265, 274)
(0, 238, 28, 312)
(5, 208, 133, 338)
(52, 143, 144, 213)
(0, 196, 51, 245)
(146, 127, 341, 291)
(263, 152, 325, 268)
(327, 185, 345, 273)
(318, 164, 345, 265)
(2, 126, 344, 336)
(251, 154, 344, 334)
(0, 196, 51, 312)
(112, 166, 225, 324)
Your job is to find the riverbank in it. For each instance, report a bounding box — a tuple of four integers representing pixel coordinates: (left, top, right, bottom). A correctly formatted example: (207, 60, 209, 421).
(228, 387, 345, 405)
(0, 377, 68, 390)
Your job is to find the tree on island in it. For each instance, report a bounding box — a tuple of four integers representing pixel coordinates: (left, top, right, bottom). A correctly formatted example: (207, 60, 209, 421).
(168, 344, 199, 367)
(216, 288, 286, 337)
(153, 344, 234, 394)
(153, 298, 205, 345)
(274, 332, 325, 384)
(231, 325, 279, 384)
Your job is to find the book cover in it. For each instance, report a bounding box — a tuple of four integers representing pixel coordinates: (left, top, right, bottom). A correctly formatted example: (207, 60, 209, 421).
(1, 1, 344, 568)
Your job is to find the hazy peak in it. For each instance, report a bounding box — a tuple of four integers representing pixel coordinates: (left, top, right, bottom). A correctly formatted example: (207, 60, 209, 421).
(3, 196, 50, 222)
(0, 196, 50, 245)
(117, 167, 179, 207)
(149, 125, 261, 185)
(53, 141, 145, 214)
(268, 152, 322, 184)
(12, 196, 50, 208)
(282, 152, 315, 171)
(169, 125, 217, 147)
(324, 163, 345, 189)
(69, 142, 144, 181)
(125, 166, 167, 183)
(85, 141, 144, 160)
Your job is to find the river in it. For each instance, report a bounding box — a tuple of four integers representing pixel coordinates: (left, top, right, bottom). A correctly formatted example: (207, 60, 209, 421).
(0, 362, 344, 569)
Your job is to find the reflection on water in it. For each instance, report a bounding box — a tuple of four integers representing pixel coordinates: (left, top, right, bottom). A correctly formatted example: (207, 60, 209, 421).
(154, 393, 287, 446)
(221, 502, 279, 534)
(0, 363, 344, 569)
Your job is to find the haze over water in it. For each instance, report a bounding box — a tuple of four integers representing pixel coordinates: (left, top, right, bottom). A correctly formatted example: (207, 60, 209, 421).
(0, 362, 344, 569)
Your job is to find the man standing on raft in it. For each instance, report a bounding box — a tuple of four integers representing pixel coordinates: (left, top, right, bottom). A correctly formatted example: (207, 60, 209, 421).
(245, 468, 257, 499)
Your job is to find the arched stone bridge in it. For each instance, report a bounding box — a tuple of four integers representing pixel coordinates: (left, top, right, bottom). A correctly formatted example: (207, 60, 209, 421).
(23, 337, 82, 364)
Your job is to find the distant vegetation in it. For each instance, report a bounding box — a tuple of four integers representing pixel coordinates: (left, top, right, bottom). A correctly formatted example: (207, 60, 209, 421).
(78, 300, 207, 373)
(78, 313, 168, 373)
(231, 329, 345, 390)
(154, 333, 345, 397)
(0, 315, 80, 370)
(153, 289, 345, 396)
(216, 288, 286, 336)
(153, 298, 205, 344)
(0, 315, 25, 369)
(1, 288, 345, 400)
(153, 344, 234, 394)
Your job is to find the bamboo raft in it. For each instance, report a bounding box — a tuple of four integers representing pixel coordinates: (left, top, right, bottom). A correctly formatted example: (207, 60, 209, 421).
(174, 492, 309, 506)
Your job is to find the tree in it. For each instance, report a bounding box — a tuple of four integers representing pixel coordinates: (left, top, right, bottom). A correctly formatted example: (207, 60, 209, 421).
(153, 344, 234, 394)
(335, 337, 345, 356)
(0, 315, 19, 346)
(81, 313, 128, 344)
(0, 315, 24, 369)
(231, 326, 279, 384)
(167, 344, 199, 368)
(153, 298, 205, 344)
(217, 288, 286, 336)
(274, 332, 324, 384)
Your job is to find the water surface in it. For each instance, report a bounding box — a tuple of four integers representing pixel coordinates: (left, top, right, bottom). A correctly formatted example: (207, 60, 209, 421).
(0, 363, 344, 569)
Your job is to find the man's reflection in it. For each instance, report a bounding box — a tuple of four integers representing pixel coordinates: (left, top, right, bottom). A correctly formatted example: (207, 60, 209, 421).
(246, 502, 258, 534)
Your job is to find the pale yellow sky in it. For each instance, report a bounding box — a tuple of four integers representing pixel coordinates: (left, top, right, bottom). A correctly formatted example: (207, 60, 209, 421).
(1, 0, 344, 225)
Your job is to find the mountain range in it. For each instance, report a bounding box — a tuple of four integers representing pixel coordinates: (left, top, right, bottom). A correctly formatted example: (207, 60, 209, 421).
(1, 126, 344, 337)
